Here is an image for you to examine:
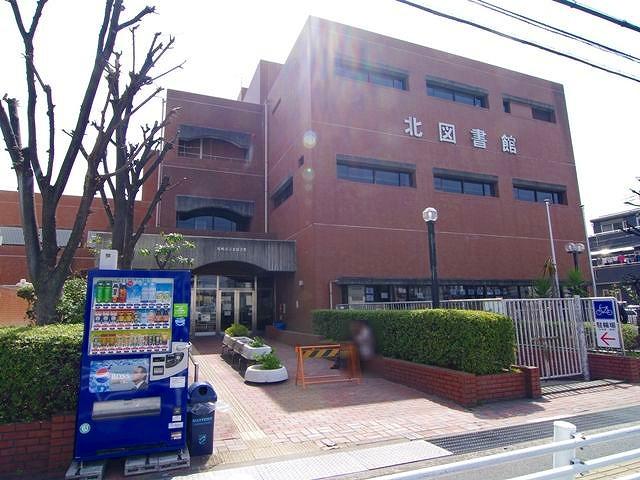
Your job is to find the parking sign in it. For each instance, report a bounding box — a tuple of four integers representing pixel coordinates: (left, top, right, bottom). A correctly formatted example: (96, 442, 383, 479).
(593, 299, 621, 349)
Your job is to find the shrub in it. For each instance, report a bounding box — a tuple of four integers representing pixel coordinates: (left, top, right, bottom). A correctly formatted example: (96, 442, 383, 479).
(225, 324, 249, 337)
(256, 351, 282, 370)
(250, 336, 265, 347)
(56, 277, 87, 324)
(0, 324, 83, 423)
(313, 309, 515, 375)
(621, 323, 639, 350)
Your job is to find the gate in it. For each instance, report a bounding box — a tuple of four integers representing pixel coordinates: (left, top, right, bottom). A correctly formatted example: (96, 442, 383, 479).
(504, 298, 588, 380)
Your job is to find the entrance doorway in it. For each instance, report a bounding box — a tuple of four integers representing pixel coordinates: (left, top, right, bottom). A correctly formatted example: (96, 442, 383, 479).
(193, 275, 257, 335)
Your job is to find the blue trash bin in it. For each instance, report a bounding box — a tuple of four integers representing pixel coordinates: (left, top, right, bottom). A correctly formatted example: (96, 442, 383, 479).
(187, 381, 217, 456)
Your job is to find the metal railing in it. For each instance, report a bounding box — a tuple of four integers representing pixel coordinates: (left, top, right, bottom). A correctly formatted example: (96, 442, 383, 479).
(336, 298, 504, 311)
(372, 421, 640, 480)
(189, 349, 200, 383)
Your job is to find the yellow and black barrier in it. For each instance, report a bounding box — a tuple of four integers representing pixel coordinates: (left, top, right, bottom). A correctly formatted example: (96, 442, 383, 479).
(295, 343, 361, 388)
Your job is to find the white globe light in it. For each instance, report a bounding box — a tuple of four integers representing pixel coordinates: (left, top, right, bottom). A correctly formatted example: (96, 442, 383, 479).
(422, 207, 438, 223)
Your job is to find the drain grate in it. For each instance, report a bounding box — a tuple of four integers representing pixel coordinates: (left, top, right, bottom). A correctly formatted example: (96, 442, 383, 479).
(428, 404, 640, 455)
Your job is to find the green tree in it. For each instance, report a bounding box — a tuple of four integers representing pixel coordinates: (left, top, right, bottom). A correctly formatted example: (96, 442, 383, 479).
(139, 233, 195, 270)
(565, 268, 588, 297)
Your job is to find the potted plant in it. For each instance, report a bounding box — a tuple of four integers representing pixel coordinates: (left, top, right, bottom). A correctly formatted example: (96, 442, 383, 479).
(240, 336, 272, 360)
(222, 324, 251, 350)
(244, 351, 288, 383)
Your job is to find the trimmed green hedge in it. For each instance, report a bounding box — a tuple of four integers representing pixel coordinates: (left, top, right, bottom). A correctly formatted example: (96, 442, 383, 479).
(0, 324, 83, 423)
(313, 309, 515, 375)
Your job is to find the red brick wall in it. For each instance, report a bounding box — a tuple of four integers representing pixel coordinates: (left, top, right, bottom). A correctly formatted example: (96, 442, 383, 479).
(367, 356, 540, 407)
(588, 353, 640, 383)
(0, 286, 29, 326)
(0, 414, 75, 479)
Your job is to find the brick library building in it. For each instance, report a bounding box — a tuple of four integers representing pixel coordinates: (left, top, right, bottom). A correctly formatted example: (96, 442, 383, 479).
(0, 17, 589, 335)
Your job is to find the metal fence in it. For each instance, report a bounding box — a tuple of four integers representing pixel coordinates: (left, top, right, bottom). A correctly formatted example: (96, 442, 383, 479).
(337, 298, 504, 312)
(336, 296, 630, 380)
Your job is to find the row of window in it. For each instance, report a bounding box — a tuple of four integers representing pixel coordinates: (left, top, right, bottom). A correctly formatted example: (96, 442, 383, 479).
(593, 216, 639, 234)
(335, 58, 556, 123)
(334, 160, 566, 204)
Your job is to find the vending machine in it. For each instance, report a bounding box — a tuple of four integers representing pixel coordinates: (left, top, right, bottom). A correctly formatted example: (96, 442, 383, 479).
(74, 269, 191, 461)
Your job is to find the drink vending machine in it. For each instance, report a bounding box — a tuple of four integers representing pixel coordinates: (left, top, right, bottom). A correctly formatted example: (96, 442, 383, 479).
(74, 269, 192, 461)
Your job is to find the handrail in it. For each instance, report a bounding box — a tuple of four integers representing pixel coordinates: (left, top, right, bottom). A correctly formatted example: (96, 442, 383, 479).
(189, 349, 200, 383)
(372, 422, 640, 480)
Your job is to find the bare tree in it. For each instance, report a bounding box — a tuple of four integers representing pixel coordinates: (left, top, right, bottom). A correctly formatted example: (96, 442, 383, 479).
(96, 29, 184, 269)
(0, 0, 177, 324)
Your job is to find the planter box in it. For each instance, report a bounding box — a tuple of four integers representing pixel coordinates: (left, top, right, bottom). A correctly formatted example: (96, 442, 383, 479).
(232, 337, 253, 354)
(588, 353, 640, 383)
(244, 365, 288, 383)
(241, 344, 272, 360)
(367, 356, 540, 407)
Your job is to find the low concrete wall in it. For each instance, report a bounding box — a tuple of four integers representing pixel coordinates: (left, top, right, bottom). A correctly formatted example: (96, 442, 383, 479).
(367, 356, 541, 407)
(0, 414, 75, 479)
(588, 353, 640, 383)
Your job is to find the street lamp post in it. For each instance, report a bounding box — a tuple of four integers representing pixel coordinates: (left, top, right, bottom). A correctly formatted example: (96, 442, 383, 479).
(544, 199, 561, 297)
(564, 242, 586, 271)
(422, 207, 440, 308)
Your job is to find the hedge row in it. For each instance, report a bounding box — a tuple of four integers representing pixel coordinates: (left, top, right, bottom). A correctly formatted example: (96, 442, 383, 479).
(313, 309, 515, 375)
(0, 324, 83, 423)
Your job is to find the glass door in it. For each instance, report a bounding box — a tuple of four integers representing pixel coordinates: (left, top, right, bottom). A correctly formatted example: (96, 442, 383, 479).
(194, 275, 217, 335)
(238, 292, 254, 331)
(220, 291, 235, 333)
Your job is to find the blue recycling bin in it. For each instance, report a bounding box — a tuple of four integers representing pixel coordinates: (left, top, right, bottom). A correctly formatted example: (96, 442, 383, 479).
(187, 381, 217, 456)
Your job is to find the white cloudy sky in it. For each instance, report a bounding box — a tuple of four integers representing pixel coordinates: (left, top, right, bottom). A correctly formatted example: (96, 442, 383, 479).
(1, 0, 639, 232)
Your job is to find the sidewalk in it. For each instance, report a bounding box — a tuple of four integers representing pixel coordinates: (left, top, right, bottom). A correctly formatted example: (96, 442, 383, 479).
(191, 337, 640, 472)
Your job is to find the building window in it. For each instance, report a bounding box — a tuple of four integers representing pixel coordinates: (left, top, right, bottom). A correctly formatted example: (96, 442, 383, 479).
(335, 58, 407, 90)
(427, 81, 487, 108)
(177, 138, 201, 158)
(337, 162, 413, 187)
(434, 175, 496, 197)
(503, 100, 511, 113)
(532, 106, 555, 123)
(176, 207, 249, 232)
(272, 177, 293, 208)
(513, 186, 566, 204)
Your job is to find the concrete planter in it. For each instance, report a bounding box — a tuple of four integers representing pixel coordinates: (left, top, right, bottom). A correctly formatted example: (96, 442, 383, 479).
(244, 365, 288, 383)
(241, 344, 272, 360)
(232, 337, 253, 354)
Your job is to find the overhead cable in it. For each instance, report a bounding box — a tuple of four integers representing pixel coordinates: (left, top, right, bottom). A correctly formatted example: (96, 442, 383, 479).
(552, 0, 640, 34)
(467, 0, 640, 64)
(393, 0, 640, 84)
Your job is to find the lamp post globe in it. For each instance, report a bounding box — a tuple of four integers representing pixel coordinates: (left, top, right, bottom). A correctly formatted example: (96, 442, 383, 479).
(423, 207, 440, 308)
(422, 207, 438, 223)
(565, 242, 585, 271)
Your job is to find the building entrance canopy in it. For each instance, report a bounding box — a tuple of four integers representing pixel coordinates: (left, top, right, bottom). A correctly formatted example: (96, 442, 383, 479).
(88, 232, 296, 273)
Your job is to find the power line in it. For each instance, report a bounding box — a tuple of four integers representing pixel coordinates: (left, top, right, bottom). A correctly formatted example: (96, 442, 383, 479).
(467, 0, 640, 64)
(552, 0, 640, 34)
(393, 0, 640, 84)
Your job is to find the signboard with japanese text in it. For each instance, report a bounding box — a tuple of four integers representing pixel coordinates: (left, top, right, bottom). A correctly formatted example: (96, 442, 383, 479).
(593, 299, 621, 349)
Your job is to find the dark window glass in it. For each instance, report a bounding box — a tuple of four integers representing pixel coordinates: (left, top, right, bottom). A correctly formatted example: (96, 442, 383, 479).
(273, 178, 293, 208)
(503, 100, 511, 113)
(435, 175, 496, 197)
(399, 172, 412, 187)
(514, 186, 565, 204)
(427, 82, 487, 108)
(532, 107, 555, 123)
(335, 59, 407, 90)
(375, 170, 400, 186)
(176, 208, 248, 232)
(441, 178, 463, 193)
(337, 162, 413, 188)
(463, 181, 485, 196)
